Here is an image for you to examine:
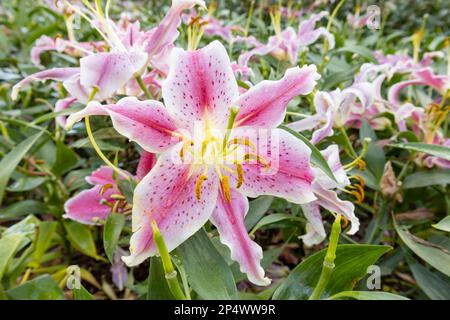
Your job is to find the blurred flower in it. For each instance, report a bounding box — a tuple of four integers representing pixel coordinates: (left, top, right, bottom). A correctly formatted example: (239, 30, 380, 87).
(288, 75, 386, 143)
(64, 151, 155, 224)
(237, 11, 334, 68)
(300, 145, 359, 246)
(12, 0, 205, 124)
(111, 248, 129, 291)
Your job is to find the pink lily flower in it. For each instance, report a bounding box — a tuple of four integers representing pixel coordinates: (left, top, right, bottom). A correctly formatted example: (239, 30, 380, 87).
(347, 12, 372, 29)
(300, 145, 358, 246)
(182, 8, 244, 44)
(31, 35, 106, 67)
(64, 166, 131, 225)
(64, 151, 156, 225)
(238, 11, 334, 67)
(12, 0, 205, 123)
(388, 68, 450, 109)
(288, 75, 386, 144)
(393, 103, 450, 169)
(66, 41, 320, 285)
(356, 51, 444, 82)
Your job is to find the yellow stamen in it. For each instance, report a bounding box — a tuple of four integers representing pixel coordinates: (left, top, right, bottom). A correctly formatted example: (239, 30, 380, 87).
(221, 176, 231, 202)
(227, 138, 256, 151)
(236, 163, 244, 188)
(100, 183, 114, 195)
(244, 153, 270, 168)
(341, 216, 349, 228)
(195, 174, 208, 201)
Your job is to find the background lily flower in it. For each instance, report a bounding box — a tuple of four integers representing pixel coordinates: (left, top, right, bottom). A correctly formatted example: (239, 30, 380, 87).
(64, 166, 130, 225)
(288, 75, 385, 144)
(300, 145, 358, 246)
(182, 8, 244, 44)
(64, 151, 155, 225)
(388, 68, 450, 109)
(67, 40, 320, 286)
(11, 0, 205, 124)
(238, 11, 334, 68)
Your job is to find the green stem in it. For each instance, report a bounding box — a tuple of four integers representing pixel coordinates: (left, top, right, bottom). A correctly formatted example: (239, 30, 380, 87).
(84, 87, 130, 180)
(339, 126, 358, 159)
(222, 106, 240, 151)
(309, 215, 342, 300)
(244, 0, 255, 37)
(135, 75, 152, 99)
(324, 0, 346, 53)
(151, 220, 187, 300)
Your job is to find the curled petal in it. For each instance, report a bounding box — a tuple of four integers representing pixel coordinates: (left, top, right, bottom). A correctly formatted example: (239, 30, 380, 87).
(122, 145, 219, 266)
(317, 144, 349, 188)
(299, 202, 326, 246)
(313, 184, 359, 235)
(287, 114, 324, 132)
(310, 111, 334, 145)
(64, 185, 116, 225)
(298, 12, 334, 49)
(55, 97, 77, 128)
(85, 166, 118, 185)
(235, 65, 320, 128)
(136, 151, 157, 181)
(11, 67, 80, 101)
(63, 74, 90, 103)
(145, 0, 206, 56)
(237, 38, 279, 68)
(388, 68, 450, 108)
(80, 51, 148, 100)
(31, 35, 63, 67)
(162, 40, 239, 131)
(210, 188, 270, 286)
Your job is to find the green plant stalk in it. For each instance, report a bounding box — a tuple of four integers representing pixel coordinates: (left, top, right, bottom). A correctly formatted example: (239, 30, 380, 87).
(150, 220, 187, 300)
(244, 0, 255, 37)
(339, 126, 358, 158)
(323, 0, 346, 53)
(135, 75, 152, 99)
(309, 214, 342, 300)
(83, 87, 130, 180)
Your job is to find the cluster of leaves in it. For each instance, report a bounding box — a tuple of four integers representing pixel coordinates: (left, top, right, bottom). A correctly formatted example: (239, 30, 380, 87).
(0, 0, 449, 300)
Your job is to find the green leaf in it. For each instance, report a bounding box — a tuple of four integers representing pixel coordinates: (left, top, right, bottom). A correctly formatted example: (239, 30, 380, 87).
(403, 170, 450, 189)
(433, 216, 450, 232)
(0, 131, 43, 205)
(336, 44, 376, 61)
(273, 244, 391, 300)
(0, 233, 25, 281)
(73, 284, 94, 300)
(396, 131, 420, 143)
(31, 221, 58, 267)
(0, 200, 47, 221)
(328, 291, 408, 300)
(178, 229, 237, 300)
(7, 176, 47, 192)
(394, 220, 450, 277)
(409, 262, 450, 300)
(244, 196, 273, 231)
(51, 140, 79, 176)
(279, 125, 336, 182)
(360, 119, 385, 181)
(6, 275, 65, 300)
(147, 257, 174, 300)
(63, 221, 103, 261)
(103, 213, 125, 263)
(389, 142, 450, 161)
(250, 213, 301, 234)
